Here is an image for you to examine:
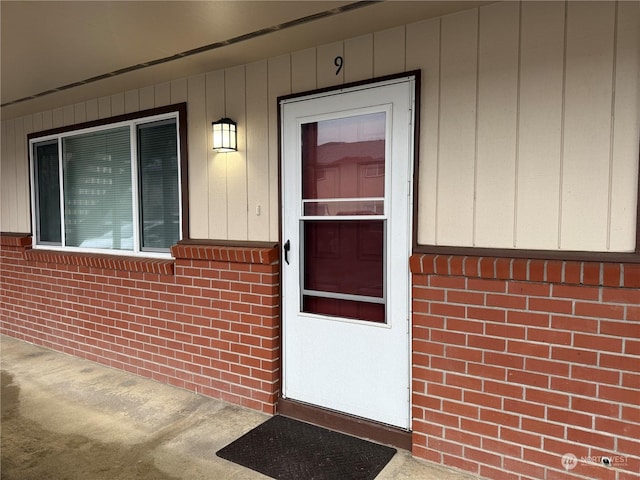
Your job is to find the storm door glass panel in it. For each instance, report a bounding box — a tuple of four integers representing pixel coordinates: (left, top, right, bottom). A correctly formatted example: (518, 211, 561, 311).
(303, 220, 385, 322)
(33, 140, 61, 244)
(137, 119, 179, 251)
(63, 126, 133, 250)
(302, 112, 385, 216)
(301, 112, 387, 323)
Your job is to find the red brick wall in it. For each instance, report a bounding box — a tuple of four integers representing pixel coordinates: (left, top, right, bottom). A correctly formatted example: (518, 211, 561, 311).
(411, 254, 640, 480)
(4, 233, 639, 479)
(0, 235, 280, 414)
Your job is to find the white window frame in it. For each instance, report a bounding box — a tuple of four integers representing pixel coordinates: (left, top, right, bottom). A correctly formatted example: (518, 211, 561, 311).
(29, 110, 183, 259)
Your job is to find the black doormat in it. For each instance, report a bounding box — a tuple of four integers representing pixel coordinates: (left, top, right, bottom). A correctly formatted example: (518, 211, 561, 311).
(216, 415, 396, 480)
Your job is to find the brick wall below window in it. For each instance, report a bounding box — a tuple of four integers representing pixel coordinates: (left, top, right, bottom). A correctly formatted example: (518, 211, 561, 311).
(411, 254, 640, 480)
(0, 235, 280, 414)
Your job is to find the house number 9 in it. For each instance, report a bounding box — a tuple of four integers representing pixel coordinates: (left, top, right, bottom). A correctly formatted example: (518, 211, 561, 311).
(334, 56, 343, 75)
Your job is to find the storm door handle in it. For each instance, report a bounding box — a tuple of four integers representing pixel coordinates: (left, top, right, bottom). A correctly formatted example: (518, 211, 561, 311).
(283, 240, 290, 265)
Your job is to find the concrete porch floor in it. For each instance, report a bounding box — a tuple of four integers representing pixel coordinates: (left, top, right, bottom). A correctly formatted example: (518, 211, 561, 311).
(1, 335, 481, 480)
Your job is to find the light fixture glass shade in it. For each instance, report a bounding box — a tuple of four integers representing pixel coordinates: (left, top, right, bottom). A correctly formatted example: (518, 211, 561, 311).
(212, 118, 237, 152)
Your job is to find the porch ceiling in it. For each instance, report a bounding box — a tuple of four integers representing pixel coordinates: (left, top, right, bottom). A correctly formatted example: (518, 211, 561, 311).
(1, 0, 488, 120)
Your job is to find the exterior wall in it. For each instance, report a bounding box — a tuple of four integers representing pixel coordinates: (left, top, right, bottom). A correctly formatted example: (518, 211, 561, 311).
(2, 1, 638, 251)
(0, 234, 280, 414)
(411, 255, 640, 480)
(415, 1, 639, 251)
(1, 1, 639, 479)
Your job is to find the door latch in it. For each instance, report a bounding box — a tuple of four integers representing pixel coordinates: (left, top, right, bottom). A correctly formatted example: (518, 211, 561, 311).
(283, 240, 290, 265)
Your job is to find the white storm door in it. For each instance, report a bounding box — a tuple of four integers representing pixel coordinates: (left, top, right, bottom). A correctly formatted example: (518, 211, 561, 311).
(281, 76, 415, 429)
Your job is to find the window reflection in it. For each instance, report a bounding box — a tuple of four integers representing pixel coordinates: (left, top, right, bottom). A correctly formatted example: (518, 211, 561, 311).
(302, 112, 386, 214)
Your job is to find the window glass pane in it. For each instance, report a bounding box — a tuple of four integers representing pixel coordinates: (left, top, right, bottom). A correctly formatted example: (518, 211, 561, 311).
(302, 297, 385, 323)
(137, 119, 179, 250)
(33, 141, 61, 244)
(302, 112, 386, 201)
(303, 219, 385, 323)
(63, 127, 133, 250)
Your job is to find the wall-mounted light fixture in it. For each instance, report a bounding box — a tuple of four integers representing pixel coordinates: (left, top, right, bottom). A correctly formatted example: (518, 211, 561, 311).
(212, 117, 237, 152)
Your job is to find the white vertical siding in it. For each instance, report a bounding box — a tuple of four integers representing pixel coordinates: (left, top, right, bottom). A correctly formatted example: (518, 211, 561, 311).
(41, 110, 53, 130)
(85, 99, 99, 121)
(344, 34, 373, 82)
(267, 54, 291, 241)
(5, 120, 17, 229)
(20, 116, 33, 233)
(52, 108, 64, 128)
(475, 2, 519, 248)
(246, 60, 271, 242)
(421, 0, 637, 252)
(124, 90, 139, 113)
(170, 78, 188, 104)
(515, 1, 565, 250)
(292, 48, 316, 93)
(139, 86, 155, 110)
(32, 112, 43, 133)
(1, 122, 8, 229)
(13, 118, 29, 233)
(560, 1, 616, 250)
(436, 9, 478, 247)
(155, 82, 171, 106)
(317, 42, 344, 88)
(374, 26, 406, 77)
(225, 66, 248, 241)
(206, 70, 228, 239)
(111, 92, 125, 116)
(407, 18, 440, 246)
(607, 2, 640, 251)
(187, 73, 208, 239)
(1, 1, 638, 251)
(74, 103, 87, 124)
(97, 96, 111, 119)
(609, 1, 640, 251)
(62, 105, 75, 126)
(1, 120, 15, 230)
